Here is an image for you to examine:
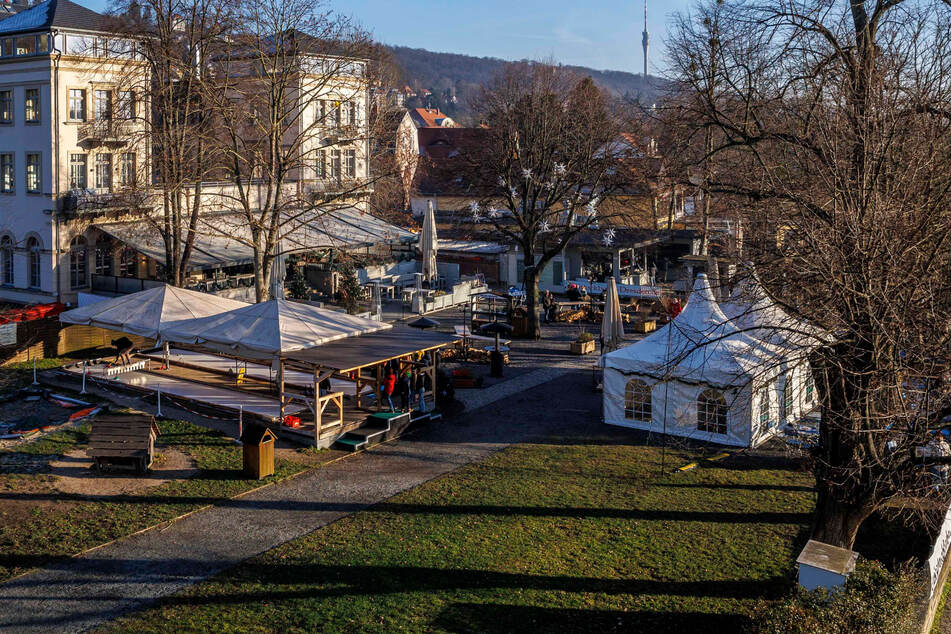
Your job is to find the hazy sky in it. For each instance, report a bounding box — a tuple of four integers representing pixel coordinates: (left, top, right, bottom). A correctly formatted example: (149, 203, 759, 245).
(335, 0, 696, 75)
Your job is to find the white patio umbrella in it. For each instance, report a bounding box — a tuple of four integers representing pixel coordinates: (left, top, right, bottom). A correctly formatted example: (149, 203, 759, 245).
(420, 199, 438, 286)
(601, 277, 624, 353)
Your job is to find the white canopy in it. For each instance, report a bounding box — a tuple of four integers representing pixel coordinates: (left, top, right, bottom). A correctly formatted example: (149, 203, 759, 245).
(604, 274, 781, 389)
(720, 275, 823, 350)
(59, 284, 248, 339)
(162, 298, 391, 358)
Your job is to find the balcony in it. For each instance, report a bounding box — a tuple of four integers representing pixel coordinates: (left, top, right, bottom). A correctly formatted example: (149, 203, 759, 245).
(77, 119, 134, 147)
(60, 188, 149, 215)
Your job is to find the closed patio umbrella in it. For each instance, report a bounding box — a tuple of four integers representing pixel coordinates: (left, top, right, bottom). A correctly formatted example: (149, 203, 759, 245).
(601, 277, 624, 353)
(408, 316, 440, 330)
(420, 200, 438, 287)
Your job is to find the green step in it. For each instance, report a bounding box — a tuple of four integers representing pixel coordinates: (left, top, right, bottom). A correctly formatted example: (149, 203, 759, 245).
(335, 436, 364, 447)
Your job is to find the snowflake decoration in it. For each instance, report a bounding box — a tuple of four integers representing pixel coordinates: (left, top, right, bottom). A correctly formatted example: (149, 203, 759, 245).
(602, 228, 616, 246)
(509, 186, 518, 198)
(487, 208, 502, 219)
(542, 180, 554, 190)
(469, 201, 481, 215)
(553, 162, 567, 177)
(498, 176, 508, 188)
(521, 168, 533, 181)
(586, 201, 598, 217)
(538, 220, 550, 233)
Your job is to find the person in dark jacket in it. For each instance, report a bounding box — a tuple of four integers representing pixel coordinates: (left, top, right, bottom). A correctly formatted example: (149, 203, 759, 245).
(111, 336, 135, 366)
(398, 369, 412, 411)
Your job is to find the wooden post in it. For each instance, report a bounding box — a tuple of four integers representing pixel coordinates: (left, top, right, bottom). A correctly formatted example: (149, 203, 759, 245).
(355, 367, 362, 409)
(376, 363, 383, 412)
(313, 367, 320, 444)
(278, 358, 286, 423)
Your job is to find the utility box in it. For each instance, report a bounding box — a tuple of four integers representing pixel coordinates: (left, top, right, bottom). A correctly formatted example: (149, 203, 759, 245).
(796, 539, 858, 591)
(240, 424, 277, 480)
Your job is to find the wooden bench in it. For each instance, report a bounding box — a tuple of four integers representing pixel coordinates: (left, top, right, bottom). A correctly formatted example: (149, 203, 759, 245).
(86, 414, 160, 473)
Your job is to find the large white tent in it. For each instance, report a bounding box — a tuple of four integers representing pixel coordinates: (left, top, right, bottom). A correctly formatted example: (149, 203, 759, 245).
(59, 284, 248, 339)
(603, 274, 788, 447)
(162, 298, 391, 359)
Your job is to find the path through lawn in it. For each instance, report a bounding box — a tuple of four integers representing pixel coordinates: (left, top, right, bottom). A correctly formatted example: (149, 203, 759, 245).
(103, 438, 814, 633)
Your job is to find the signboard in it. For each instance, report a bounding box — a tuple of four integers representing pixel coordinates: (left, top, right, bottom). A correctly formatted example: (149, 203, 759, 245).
(0, 322, 16, 347)
(927, 503, 951, 598)
(571, 279, 663, 300)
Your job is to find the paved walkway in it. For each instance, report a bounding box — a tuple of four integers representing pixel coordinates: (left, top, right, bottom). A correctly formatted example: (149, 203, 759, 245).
(0, 363, 601, 632)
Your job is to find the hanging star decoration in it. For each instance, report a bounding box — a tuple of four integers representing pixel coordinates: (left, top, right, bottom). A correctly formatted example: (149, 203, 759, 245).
(521, 168, 533, 181)
(539, 220, 550, 233)
(509, 186, 518, 198)
(553, 162, 567, 177)
(602, 228, 616, 246)
(469, 202, 482, 222)
(487, 208, 502, 219)
(498, 175, 508, 187)
(586, 196, 600, 217)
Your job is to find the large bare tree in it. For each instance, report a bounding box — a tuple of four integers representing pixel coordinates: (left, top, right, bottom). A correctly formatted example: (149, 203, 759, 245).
(667, 0, 951, 548)
(465, 63, 628, 339)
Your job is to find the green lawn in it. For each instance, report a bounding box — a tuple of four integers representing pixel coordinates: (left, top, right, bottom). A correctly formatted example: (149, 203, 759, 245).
(102, 438, 815, 633)
(0, 418, 316, 582)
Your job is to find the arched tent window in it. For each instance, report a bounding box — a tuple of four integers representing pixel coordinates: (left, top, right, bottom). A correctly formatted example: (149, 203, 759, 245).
(805, 372, 816, 404)
(697, 389, 728, 435)
(624, 379, 652, 422)
(26, 236, 40, 288)
(69, 236, 87, 289)
(0, 235, 12, 285)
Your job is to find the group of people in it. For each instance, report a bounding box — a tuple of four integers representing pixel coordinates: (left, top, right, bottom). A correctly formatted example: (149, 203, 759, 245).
(380, 358, 432, 414)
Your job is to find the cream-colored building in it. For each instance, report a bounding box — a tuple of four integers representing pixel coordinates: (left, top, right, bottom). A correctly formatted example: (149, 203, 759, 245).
(0, 2, 375, 306)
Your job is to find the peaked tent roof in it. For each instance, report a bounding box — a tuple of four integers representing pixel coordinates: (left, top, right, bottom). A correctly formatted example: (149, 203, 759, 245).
(719, 276, 824, 350)
(162, 298, 391, 358)
(0, 0, 111, 36)
(603, 274, 782, 388)
(59, 284, 248, 339)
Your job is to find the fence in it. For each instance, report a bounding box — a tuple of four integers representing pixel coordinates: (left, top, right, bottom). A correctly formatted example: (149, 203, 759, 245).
(920, 503, 951, 632)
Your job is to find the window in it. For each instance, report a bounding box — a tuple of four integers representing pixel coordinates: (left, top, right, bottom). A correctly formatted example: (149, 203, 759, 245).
(624, 379, 652, 421)
(758, 388, 771, 428)
(69, 153, 87, 189)
(315, 149, 326, 179)
(68, 89, 86, 120)
(344, 149, 356, 178)
(27, 237, 40, 288)
(15, 35, 35, 56)
(37, 34, 48, 53)
(94, 237, 113, 276)
(552, 260, 563, 285)
(94, 89, 112, 120)
(697, 389, 728, 435)
(0, 153, 13, 192)
(24, 88, 39, 123)
(1, 39, 11, 57)
(118, 91, 134, 119)
(25, 153, 40, 193)
(781, 374, 793, 420)
(805, 372, 816, 403)
(119, 153, 135, 186)
(0, 90, 11, 123)
(95, 153, 112, 190)
(69, 236, 87, 289)
(118, 247, 137, 278)
(0, 235, 12, 285)
(329, 149, 340, 180)
(345, 101, 357, 126)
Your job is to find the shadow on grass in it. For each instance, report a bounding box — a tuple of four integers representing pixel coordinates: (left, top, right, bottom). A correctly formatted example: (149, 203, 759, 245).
(432, 602, 750, 634)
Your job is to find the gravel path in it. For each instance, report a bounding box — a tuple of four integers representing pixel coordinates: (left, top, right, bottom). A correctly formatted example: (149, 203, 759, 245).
(0, 365, 603, 633)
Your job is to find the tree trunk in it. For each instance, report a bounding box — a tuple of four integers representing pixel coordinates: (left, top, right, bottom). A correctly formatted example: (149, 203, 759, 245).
(811, 486, 871, 550)
(524, 260, 541, 341)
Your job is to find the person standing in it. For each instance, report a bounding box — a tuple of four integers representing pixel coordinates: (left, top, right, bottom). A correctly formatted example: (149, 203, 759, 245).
(398, 368, 412, 411)
(649, 262, 657, 286)
(415, 368, 430, 413)
(382, 368, 397, 412)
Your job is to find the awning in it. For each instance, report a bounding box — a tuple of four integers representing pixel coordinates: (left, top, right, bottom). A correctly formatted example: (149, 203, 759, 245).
(97, 207, 417, 271)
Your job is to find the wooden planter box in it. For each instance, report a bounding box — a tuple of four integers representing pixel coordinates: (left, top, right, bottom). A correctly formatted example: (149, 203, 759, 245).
(571, 339, 595, 355)
(634, 319, 657, 334)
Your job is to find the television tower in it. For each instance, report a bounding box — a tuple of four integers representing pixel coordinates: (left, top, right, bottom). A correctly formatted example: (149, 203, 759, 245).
(642, 1, 650, 77)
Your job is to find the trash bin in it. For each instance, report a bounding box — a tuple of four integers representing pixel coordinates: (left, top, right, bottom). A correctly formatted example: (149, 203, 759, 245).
(240, 424, 277, 479)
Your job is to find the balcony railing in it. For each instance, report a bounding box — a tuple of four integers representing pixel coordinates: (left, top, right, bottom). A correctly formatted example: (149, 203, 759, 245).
(78, 119, 134, 146)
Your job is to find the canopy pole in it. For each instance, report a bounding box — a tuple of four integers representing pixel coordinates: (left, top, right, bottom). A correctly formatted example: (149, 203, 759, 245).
(163, 341, 170, 370)
(278, 358, 286, 423)
(314, 367, 320, 444)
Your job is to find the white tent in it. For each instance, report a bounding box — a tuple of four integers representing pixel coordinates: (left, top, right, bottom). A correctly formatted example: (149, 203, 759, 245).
(59, 284, 248, 339)
(603, 274, 788, 447)
(162, 298, 391, 359)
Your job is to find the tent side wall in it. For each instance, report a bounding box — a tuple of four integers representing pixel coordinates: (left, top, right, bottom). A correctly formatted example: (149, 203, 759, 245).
(603, 369, 755, 448)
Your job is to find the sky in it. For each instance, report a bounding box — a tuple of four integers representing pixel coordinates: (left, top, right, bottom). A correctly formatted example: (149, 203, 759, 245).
(335, 0, 696, 75)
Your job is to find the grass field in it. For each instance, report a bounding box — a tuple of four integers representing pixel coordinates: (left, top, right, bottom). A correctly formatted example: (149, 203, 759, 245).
(102, 438, 815, 633)
(0, 418, 316, 582)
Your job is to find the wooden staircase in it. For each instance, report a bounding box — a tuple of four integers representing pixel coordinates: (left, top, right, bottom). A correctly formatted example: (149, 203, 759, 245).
(333, 408, 438, 452)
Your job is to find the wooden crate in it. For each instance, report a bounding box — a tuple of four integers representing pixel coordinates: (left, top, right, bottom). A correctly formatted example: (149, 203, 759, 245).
(633, 319, 657, 334)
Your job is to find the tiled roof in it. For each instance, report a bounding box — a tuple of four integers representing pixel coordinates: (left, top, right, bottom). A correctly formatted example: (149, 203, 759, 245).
(409, 108, 455, 129)
(0, 0, 111, 36)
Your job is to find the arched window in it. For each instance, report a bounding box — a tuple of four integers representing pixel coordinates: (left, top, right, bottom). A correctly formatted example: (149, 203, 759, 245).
(624, 379, 652, 421)
(69, 236, 87, 289)
(805, 372, 816, 404)
(0, 235, 12, 285)
(697, 389, 728, 435)
(27, 236, 40, 288)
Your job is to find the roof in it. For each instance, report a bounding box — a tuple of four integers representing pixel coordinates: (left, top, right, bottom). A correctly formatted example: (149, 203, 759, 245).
(59, 284, 248, 339)
(409, 108, 456, 129)
(285, 327, 456, 372)
(796, 540, 858, 575)
(0, 0, 112, 36)
(604, 274, 783, 388)
(162, 298, 391, 359)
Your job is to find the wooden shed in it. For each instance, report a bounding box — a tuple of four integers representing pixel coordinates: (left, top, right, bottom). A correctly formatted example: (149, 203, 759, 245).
(86, 413, 160, 473)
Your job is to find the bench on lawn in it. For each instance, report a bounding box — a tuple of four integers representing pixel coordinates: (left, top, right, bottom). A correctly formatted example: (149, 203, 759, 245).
(86, 414, 160, 473)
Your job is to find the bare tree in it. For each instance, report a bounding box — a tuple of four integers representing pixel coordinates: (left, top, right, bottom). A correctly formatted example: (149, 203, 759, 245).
(464, 63, 628, 339)
(667, 0, 951, 548)
(199, 0, 383, 301)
